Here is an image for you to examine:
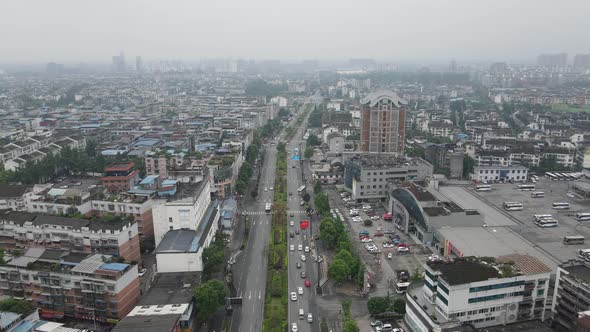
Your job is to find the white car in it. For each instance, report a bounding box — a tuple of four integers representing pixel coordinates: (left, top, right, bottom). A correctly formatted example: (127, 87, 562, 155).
(300, 255, 306, 262)
(387, 252, 393, 259)
(361, 238, 373, 243)
(139, 268, 147, 277)
(383, 243, 394, 248)
(270, 187, 274, 191)
(292, 323, 298, 332)
(290, 292, 297, 301)
(307, 313, 313, 323)
(397, 246, 410, 253)
(371, 216, 380, 221)
(290, 220, 295, 227)
(264, 188, 268, 192)
(304, 246, 310, 253)
(298, 286, 303, 295)
(290, 244, 295, 251)
(428, 254, 441, 262)
(298, 244, 303, 251)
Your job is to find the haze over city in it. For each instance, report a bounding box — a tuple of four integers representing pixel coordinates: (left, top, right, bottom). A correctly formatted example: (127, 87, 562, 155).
(2, 0, 590, 64)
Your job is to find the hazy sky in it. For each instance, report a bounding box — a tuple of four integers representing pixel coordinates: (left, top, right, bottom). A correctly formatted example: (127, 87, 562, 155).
(1, 0, 589, 64)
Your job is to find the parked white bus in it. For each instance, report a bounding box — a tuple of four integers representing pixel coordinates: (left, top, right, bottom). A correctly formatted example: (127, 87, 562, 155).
(475, 184, 492, 191)
(546, 172, 557, 180)
(503, 202, 524, 211)
(395, 282, 411, 294)
(517, 184, 536, 191)
(564, 235, 585, 245)
(533, 214, 553, 222)
(535, 218, 558, 228)
(552, 202, 570, 210)
(530, 191, 545, 198)
(576, 213, 590, 222)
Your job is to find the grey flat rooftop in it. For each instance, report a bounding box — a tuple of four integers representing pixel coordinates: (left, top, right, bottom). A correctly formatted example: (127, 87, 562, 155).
(563, 261, 590, 283)
(436, 226, 559, 270)
(111, 314, 180, 332)
(139, 272, 201, 305)
(156, 229, 199, 253)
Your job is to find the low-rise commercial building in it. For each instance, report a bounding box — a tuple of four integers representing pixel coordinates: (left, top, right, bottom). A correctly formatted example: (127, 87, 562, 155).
(405, 255, 552, 332)
(471, 165, 529, 182)
(344, 154, 433, 201)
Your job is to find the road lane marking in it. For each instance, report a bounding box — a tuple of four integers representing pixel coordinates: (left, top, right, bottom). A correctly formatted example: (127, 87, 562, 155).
(258, 290, 262, 299)
(249, 290, 252, 300)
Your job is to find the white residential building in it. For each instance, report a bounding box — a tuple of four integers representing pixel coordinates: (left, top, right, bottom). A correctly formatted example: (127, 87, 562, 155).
(152, 174, 212, 246)
(405, 255, 551, 332)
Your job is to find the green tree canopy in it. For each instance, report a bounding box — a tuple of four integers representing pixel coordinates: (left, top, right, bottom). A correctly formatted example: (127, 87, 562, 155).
(0, 298, 34, 315)
(367, 296, 390, 316)
(194, 279, 226, 321)
(202, 234, 225, 279)
(328, 259, 350, 284)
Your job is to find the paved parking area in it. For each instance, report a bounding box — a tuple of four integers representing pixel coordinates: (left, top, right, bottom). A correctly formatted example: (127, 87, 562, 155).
(466, 178, 590, 263)
(327, 191, 430, 297)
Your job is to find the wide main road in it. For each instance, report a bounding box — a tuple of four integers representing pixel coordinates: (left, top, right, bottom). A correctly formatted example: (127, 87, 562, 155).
(230, 144, 277, 332)
(286, 111, 319, 332)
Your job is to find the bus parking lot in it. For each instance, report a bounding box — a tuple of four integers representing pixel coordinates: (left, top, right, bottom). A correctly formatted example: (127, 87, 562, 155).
(470, 176, 590, 263)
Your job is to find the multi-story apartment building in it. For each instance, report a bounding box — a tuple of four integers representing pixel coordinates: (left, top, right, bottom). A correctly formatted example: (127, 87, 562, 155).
(552, 260, 590, 331)
(0, 252, 140, 323)
(343, 154, 433, 201)
(405, 255, 552, 332)
(0, 184, 33, 211)
(0, 210, 141, 263)
(90, 194, 154, 240)
(360, 90, 407, 155)
(152, 172, 212, 246)
(101, 163, 141, 192)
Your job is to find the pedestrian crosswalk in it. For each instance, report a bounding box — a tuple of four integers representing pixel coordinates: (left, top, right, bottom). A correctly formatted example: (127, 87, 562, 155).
(241, 210, 308, 216)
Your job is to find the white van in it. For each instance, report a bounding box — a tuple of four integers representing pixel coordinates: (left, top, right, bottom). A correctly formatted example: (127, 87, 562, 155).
(299, 309, 304, 319)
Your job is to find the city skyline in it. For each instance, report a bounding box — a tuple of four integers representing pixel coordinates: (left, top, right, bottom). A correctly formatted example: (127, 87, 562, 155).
(1, 0, 589, 64)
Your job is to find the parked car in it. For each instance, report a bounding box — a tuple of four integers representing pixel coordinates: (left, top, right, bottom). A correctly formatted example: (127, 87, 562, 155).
(370, 320, 383, 327)
(397, 246, 410, 253)
(387, 252, 393, 259)
(374, 231, 384, 237)
(361, 238, 372, 243)
(139, 268, 147, 277)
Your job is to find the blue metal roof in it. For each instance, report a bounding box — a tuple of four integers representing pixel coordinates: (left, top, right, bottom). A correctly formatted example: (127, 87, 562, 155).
(162, 179, 178, 186)
(139, 175, 159, 185)
(100, 262, 129, 271)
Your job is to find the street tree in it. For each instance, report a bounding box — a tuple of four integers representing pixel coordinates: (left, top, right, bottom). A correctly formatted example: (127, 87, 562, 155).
(194, 279, 226, 321)
(328, 259, 350, 284)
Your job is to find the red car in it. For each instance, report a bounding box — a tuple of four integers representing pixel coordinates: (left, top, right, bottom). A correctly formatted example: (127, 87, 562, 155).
(304, 280, 311, 287)
(374, 231, 384, 237)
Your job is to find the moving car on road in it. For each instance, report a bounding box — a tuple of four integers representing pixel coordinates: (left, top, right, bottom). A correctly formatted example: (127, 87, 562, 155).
(300, 255, 306, 262)
(290, 292, 297, 301)
(297, 286, 303, 295)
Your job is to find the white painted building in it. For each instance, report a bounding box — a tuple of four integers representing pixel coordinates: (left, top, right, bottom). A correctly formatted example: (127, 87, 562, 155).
(471, 165, 528, 182)
(152, 174, 212, 246)
(405, 255, 551, 332)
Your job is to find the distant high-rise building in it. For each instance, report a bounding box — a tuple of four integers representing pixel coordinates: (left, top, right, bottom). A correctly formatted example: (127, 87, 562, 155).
(489, 62, 508, 73)
(449, 59, 457, 72)
(574, 54, 590, 68)
(135, 56, 143, 72)
(537, 53, 567, 67)
(46, 62, 64, 76)
(360, 90, 407, 154)
(112, 51, 126, 72)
